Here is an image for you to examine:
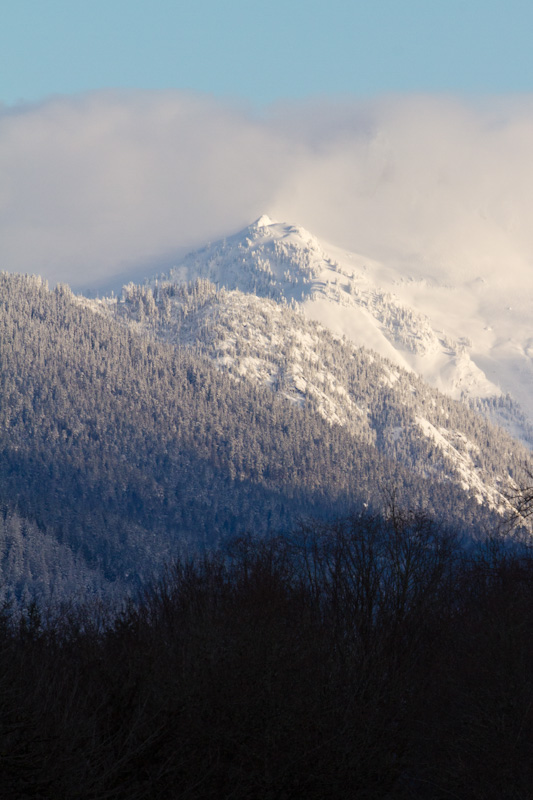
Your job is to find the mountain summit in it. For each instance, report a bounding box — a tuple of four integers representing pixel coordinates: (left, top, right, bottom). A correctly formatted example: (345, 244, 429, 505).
(155, 216, 533, 433)
(253, 213, 277, 228)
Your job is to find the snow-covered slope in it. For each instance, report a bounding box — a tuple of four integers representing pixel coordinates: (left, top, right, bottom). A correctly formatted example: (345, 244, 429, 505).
(97, 278, 533, 520)
(157, 215, 522, 407)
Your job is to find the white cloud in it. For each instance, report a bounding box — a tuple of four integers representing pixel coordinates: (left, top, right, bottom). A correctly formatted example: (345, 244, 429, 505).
(2, 91, 533, 289)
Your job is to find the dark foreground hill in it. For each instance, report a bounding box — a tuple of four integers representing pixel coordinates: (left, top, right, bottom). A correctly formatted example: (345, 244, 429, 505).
(0, 513, 532, 799)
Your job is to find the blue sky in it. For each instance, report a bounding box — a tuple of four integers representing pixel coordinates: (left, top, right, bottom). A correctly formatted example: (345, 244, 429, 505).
(2, 0, 533, 106)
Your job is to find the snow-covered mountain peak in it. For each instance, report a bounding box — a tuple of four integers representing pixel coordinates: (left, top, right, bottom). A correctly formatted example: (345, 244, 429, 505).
(155, 218, 506, 410)
(252, 214, 277, 228)
(139, 215, 533, 441)
(245, 216, 322, 252)
(160, 215, 327, 304)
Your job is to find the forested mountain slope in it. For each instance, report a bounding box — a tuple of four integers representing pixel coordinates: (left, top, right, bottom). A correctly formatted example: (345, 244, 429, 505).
(106, 278, 531, 515)
(0, 273, 523, 603)
(149, 215, 533, 442)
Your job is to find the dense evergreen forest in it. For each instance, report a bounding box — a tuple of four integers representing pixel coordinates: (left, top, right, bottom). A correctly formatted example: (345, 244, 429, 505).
(0, 273, 513, 605)
(0, 511, 532, 799)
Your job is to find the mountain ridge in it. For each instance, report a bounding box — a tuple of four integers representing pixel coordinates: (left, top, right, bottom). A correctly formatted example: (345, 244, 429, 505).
(147, 216, 521, 411)
(95, 276, 530, 517)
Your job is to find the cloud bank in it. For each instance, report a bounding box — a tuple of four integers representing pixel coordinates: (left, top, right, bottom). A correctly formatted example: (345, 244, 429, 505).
(2, 91, 533, 289)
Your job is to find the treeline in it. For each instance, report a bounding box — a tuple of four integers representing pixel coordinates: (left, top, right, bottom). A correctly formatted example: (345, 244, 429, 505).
(0, 510, 532, 798)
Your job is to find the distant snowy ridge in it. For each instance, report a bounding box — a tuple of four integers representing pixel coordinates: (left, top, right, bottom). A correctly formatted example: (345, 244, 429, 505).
(156, 217, 503, 406)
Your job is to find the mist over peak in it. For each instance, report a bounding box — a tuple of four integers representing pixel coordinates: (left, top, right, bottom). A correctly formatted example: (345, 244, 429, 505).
(1, 91, 533, 293)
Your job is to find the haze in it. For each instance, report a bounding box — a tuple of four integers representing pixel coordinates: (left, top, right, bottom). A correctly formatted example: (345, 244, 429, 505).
(1, 92, 533, 291)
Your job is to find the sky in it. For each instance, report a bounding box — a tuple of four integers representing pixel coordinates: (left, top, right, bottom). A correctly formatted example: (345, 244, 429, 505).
(2, 1, 533, 289)
(3, 0, 533, 104)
